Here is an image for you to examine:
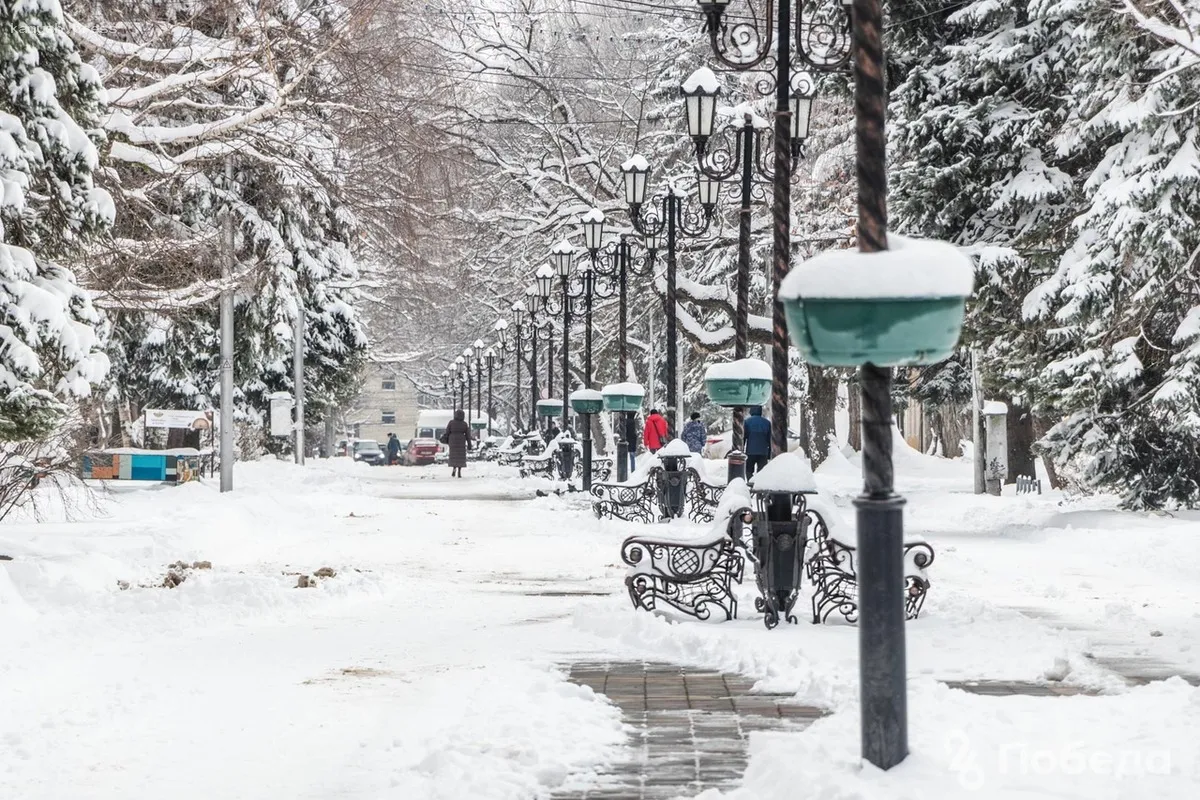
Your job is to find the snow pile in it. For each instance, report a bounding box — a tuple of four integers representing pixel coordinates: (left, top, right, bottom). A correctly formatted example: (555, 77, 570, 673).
(728, 680, 1200, 800)
(779, 235, 975, 300)
(749, 451, 817, 493)
(569, 388, 603, 402)
(704, 358, 771, 381)
(658, 439, 692, 458)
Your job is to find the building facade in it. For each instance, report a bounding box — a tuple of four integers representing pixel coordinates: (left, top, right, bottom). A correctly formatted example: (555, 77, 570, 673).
(346, 364, 419, 445)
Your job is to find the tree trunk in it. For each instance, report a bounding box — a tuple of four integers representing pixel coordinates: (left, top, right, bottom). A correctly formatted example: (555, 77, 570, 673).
(847, 378, 862, 451)
(935, 405, 965, 458)
(1033, 414, 1066, 489)
(807, 365, 839, 469)
(1004, 398, 1037, 483)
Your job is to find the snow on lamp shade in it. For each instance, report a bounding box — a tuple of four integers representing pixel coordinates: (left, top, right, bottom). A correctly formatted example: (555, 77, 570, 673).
(569, 388, 604, 415)
(582, 208, 605, 251)
(601, 382, 645, 412)
(536, 399, 563, 418)
(704, 358, 771, 407)
(778, 235, 975, 367)
(621, 154, 650, 206)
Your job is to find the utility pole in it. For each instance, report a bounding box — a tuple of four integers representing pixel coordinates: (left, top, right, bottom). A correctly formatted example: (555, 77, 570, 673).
(293, 304, 305, 465)
(971, 348, 985, 494)
(219, 157, 235, 493)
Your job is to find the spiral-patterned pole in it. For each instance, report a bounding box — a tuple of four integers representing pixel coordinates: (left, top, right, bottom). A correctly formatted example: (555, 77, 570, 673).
(666, 194, 679, 435)
(852, 0, 908, 772)
(769, 0, 792, 458)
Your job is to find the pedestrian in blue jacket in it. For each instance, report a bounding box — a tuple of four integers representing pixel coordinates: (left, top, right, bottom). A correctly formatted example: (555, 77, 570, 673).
(681, 412, 706, 453)
(743, 406, 771, 479)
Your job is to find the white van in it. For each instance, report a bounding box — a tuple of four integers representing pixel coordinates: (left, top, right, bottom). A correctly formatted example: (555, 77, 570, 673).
(408, 410, 455, 465)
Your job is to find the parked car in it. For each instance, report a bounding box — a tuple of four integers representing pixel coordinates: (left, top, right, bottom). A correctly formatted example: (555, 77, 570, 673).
(352, 439, 385, 466)
(405, 437, 440, 466)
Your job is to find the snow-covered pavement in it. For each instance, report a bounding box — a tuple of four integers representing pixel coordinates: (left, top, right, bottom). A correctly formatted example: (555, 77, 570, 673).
(3, 449, 1200, 799)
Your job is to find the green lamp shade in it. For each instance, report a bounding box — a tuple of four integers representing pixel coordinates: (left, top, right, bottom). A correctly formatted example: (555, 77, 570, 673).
(470, 419, 488, 430)
(704, 377, 771, 408)
(570, 397, 604, 415)
(536, 399, 562, 418)
(783, 296, 967, 367)
(602, 393, 643, 412)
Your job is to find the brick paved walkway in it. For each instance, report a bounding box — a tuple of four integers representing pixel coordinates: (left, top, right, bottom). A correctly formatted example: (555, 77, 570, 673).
(555, 661, 825, 800)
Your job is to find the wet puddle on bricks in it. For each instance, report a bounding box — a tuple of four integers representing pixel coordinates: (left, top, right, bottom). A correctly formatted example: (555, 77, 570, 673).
(554, 660, 826, 800)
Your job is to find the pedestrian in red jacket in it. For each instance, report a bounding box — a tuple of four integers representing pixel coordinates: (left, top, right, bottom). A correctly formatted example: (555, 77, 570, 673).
(643, 409, 668, 453)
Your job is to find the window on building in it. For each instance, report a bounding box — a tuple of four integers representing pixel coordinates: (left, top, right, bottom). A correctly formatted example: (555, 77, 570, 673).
(381, 410, 396, 424)
(381, 378, 396, 391)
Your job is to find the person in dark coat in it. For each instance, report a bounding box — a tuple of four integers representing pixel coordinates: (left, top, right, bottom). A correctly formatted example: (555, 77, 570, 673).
(445, 409, 471, 478)
(681, 412, 706, 454)
(624, 412, 639, 473)
(743, 406, 771, 479)
(543, 420, 560, 445)
(386, 432, 401, 465)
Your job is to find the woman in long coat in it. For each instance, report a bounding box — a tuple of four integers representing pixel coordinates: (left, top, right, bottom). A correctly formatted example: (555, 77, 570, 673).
(445, 409, 471, 478)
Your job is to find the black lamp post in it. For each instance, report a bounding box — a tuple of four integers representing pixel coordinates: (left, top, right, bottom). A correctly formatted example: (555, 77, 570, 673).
(695, 0, 852, 457)
(454, 356, 467, 417)
(485, 345, 497, 437)
(620, 158, 720, 434)
(508, 300, 536, 431)
(530, 284, 555, 430)
(682, 66, 815, 478)
(697, 0, 907, 772)
(581, 209, 657, 482)
(472, 338, 485, 436)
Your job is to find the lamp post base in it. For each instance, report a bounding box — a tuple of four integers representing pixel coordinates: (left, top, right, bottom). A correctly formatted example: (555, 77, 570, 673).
(558, 440, 575, 483)
(582, 417, 593, 492)
(727, 449, 747, 483)
(855, 493, 908, 771)
(616, 438, 629, 483)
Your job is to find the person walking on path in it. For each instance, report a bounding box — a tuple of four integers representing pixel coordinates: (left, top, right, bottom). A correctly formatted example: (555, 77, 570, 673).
(643, 409, 668, 454)
(624, 412, 639, 474)
(386, 432, 401, 465)
(543, 419, 560, 445)
(681, 412, 706, 454)
(444, 409, 471, 478)
(744, 406, 771, 479)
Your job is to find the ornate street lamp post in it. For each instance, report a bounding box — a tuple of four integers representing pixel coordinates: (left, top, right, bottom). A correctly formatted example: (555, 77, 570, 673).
(529, 284, 556, 430)
(472, 338, 485, 435)
(454, 356, 466, 414)
(620, 158, 719, 434)
(695, 0, 852, 457)
(581, 208, 657, 481)
(485, 346, 497, 437)
(508, 300, 535, 431)
(682, 66, 815, 478)
(697, 0, 907, 772)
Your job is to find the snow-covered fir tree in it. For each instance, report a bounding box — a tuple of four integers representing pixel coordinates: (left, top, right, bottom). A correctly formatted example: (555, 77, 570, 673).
(67, 0, 366, 432)
(0, 0, 112, 440)
(1027, 0, 1200, 508)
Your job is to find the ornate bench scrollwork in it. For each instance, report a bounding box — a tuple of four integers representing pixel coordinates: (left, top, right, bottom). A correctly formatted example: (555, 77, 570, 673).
(685, 467, 725, 524)
(622, 534, 745, 621)
(591, 477, 656, 523)
(805, 499, 935, 624)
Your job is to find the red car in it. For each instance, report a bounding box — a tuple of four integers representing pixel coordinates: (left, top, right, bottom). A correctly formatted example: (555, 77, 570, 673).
(405, 438, 440, 466)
